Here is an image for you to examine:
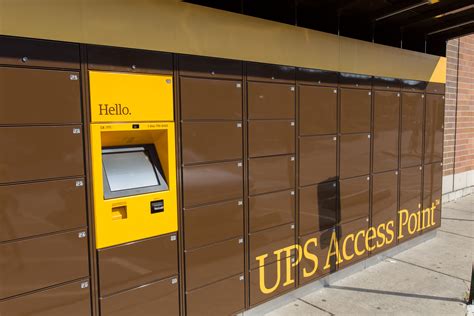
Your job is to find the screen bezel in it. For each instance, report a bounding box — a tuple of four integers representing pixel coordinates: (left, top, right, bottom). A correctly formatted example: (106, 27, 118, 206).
(102, 144, 168, 199)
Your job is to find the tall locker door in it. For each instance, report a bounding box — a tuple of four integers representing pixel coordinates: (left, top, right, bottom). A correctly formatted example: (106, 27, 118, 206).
(424, 94, 444, 164)
(399, 166, 423, 242)
(401, 93, 424, 168)
(373, 91, 400, 173)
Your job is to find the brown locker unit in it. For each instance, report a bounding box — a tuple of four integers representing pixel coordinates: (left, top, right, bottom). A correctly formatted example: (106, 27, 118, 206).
(340, 133, 371, 179)
(371, 171, 398, 253)
(185, 237, 244, 290)
(186, 274, 245, 316)
(183, 161, 243, 207)
(401, 92, 424, 168)
(299, 182, 337, 235)
(0, 228, 89, 299)
(245, 61, 297, 312)
(249, 189, 295, 233)
(248, 120, 295, 157)
(339, 176, 370, 224)
(249, 223, 295, 269)
(399, 166, 423, 242)
(0, 126, 84, 183)
(340, 88, 372, 133)
(179, 54, 245, 316)
(182, 121, 243, 164)
(249, 155, 295, 195)
(247, 82, 295, 119)
(0, 178, 87, 242)
(0, 279, 91, 316)
(0, 36, 90, 316)
(180, 77, 243, 120)
(424, 94, 444, 164)
(98, 233, 178, 297)
(184, 200, 243, 250)
(423, 162, 443, 230)
(373, 90, 400, 173)
(299, 135, 337, 186)
(100, 277, 179, 316)
(249, 256, 296, 306)
(0, 34, 448, 315)
(299, 85, 337, 136)
(338, 217, 369, 268)
(299, 228, 337, 284)
(0, 67, 82, 125)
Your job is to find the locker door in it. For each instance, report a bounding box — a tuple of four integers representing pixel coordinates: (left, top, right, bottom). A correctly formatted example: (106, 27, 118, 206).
(299, 85, 337, 136)
(401, 93, 424, 168)
(248, 82, 295, 119)
(424, 94, 444, 164)
(299, 182, 337, 235)
(299, 135, 337, 186)
(340, 88, 371, 133)
(340, 134, 371, 179)
(373, 91, 400, 173)
(340, 176, 370, 224)
(0, 126, 84, 183)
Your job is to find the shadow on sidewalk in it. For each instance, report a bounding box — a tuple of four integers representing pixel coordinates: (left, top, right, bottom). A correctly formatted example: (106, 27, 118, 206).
(327, 285, 466, 303)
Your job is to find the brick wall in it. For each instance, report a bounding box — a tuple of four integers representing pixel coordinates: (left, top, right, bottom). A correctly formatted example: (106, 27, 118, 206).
(443, 34, 474, 200)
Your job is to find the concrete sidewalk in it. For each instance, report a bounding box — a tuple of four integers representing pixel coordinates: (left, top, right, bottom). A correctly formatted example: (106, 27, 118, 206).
(267, 195, 473, 316)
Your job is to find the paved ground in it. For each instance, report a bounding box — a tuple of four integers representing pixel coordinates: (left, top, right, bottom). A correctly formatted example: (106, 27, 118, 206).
(267, 194, 473, 316)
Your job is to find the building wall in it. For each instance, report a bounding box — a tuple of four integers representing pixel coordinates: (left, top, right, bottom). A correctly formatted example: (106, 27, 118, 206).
(443, 35, 474, 201)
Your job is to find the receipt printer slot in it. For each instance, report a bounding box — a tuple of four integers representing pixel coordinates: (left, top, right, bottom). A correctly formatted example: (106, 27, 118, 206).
(151, 200, 164, 214)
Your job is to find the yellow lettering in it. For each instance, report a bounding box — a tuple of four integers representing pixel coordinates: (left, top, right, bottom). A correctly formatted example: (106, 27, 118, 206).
(342, 234, 355, 261)
(324, 231, 342, 269)
(416, 209, 422, 232)
(354, 230, 366, 256)
(385, 220, 395, 244)
(256, 253, 282, 294)
(376, 223, 386, 248)
(273, 246, 296, 287)
(283, 255, 294, 286)
(293, 244, 303, 268)
(398, 209, 409, 239)
(421, 208, 431, 230)
(431, 202, 436, 226)
(365, 227, 376, 251)
(408, 213, 417, 235)
(302, 238, 319, 278)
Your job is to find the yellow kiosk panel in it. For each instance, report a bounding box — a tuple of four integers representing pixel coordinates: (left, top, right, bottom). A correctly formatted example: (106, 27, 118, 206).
(89, 71, 174, 123)
(91, 122, 178, 248)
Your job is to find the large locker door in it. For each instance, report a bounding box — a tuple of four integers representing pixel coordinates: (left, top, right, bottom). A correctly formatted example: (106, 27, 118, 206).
(0, 229, 89, 299)
(0, 126, 84, 183)
(401, 93, 424, 168)
(424, 94, 444, 164)
(373, 91, 400, 173)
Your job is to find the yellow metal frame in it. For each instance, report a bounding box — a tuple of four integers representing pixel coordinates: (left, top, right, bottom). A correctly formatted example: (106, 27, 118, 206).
(89, 71, 174, 123)
(89, 70, 177, 249)
(90, 122, 178, 249)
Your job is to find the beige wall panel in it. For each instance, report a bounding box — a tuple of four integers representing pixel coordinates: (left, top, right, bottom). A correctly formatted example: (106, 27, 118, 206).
(0, 0, 445, 82)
